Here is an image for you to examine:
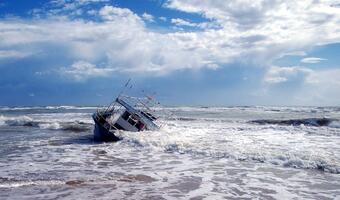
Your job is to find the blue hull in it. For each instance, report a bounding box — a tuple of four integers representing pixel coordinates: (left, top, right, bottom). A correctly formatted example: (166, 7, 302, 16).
(93, 114, 120, 142)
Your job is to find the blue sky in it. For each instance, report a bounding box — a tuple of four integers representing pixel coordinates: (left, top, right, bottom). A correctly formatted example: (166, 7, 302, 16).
(0, 0, 340, 106)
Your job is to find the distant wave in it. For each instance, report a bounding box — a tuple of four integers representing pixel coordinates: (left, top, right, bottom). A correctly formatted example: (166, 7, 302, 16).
(249, 118, 338, 127)
(0, 106, 99, 111)
(167, 117, 197, 121)
(170, 116, 340, 126)
(0, 115, 92, 132)
(167, 116, 234, 123)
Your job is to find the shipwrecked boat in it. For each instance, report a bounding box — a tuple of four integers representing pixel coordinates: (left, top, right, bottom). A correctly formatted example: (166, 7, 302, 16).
(92, 94, 160, 141)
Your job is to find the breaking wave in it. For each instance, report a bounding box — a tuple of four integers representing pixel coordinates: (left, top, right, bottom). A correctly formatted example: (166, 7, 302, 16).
(0, 115, 92, 132)
(329, 120, 340, 128)
(120, 135, 340, 174)
(250, 118, 338, 127)
(117, 123, 340, 175)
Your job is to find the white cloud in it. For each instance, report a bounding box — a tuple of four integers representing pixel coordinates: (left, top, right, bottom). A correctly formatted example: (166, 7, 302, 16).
(281, 51, 307, 57)
(61, 61, 115, 81)
(264, 66, 312, 84)
(87, 9, 97, 15)
(165, 0, 340, 62)
(0, 7, 229, 76)
(297, 68, 340, 105)
(171, 18, 220, 29)
(0, 1, 339, 105)
(159, 16, 167, 22)
(305, 68, 340, 86)
(301, 57, 327, 64)
(1, 1, 340, 81)
(33, 0, 110, 18)
(77, 0, 110, 4)
(141, 12, 154, 22)
(0, 50, 31, 59)
(171, 18, 197, 27)
(50, 0, 110, 7)
(99, 5, 142, 25)
(263, 65, 340, 105)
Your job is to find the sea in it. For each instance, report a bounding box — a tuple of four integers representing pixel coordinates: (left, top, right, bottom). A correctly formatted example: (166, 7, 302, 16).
(0, 106, 339, 199)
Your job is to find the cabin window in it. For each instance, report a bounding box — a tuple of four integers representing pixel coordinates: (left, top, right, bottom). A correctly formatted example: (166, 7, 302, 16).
(122, 111, 143, 128)
(113, 123, 124, 130)
(141, 111, 157, 121)
(128, 114, 139, 126)
(122, 111, 130, 120)
(128, 118, 136, 126)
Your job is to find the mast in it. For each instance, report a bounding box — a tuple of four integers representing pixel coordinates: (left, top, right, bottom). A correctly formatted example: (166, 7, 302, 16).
(104, 78, 131, 112)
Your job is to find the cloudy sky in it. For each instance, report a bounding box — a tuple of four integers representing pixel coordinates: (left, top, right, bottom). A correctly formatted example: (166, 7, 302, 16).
(0, 0, 340, 106)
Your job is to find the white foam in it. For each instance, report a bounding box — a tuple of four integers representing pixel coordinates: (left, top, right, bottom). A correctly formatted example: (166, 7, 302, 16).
(0, 115, 5, 126)
(329, 121, 340, 128)
(38, 122, 62, 130)
(0, 115, 35, 126)
(0, 180, 64, 188)
(116, 119, 340, 174)
(0, 114, 92, 131)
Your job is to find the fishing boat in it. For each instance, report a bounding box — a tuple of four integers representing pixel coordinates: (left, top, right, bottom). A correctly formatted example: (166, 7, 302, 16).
(92, 92, 160, 142)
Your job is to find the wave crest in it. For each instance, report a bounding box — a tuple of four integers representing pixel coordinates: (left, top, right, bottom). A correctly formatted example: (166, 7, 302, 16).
(250, 118, 337, 127)
(118, 129, 340, 174)
(0, 115, 92, 132)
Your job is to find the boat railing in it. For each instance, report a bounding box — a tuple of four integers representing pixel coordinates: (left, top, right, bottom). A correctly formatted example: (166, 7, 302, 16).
(98, 91, 166, 129)
(95, 108, 119, 132)
(123, 95, 177, 129)
(119, 95, 158, 116)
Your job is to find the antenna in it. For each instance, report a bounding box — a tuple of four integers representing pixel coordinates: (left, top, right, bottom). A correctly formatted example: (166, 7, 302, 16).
(105, 78, 132, 112)
(118, 78, 131, 98)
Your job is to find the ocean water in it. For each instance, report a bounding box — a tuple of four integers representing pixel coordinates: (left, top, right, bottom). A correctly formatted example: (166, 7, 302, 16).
(0, 106, 339, 199)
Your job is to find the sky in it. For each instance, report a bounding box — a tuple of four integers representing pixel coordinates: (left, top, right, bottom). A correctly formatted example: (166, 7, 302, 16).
(0, 0, 340, 106)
